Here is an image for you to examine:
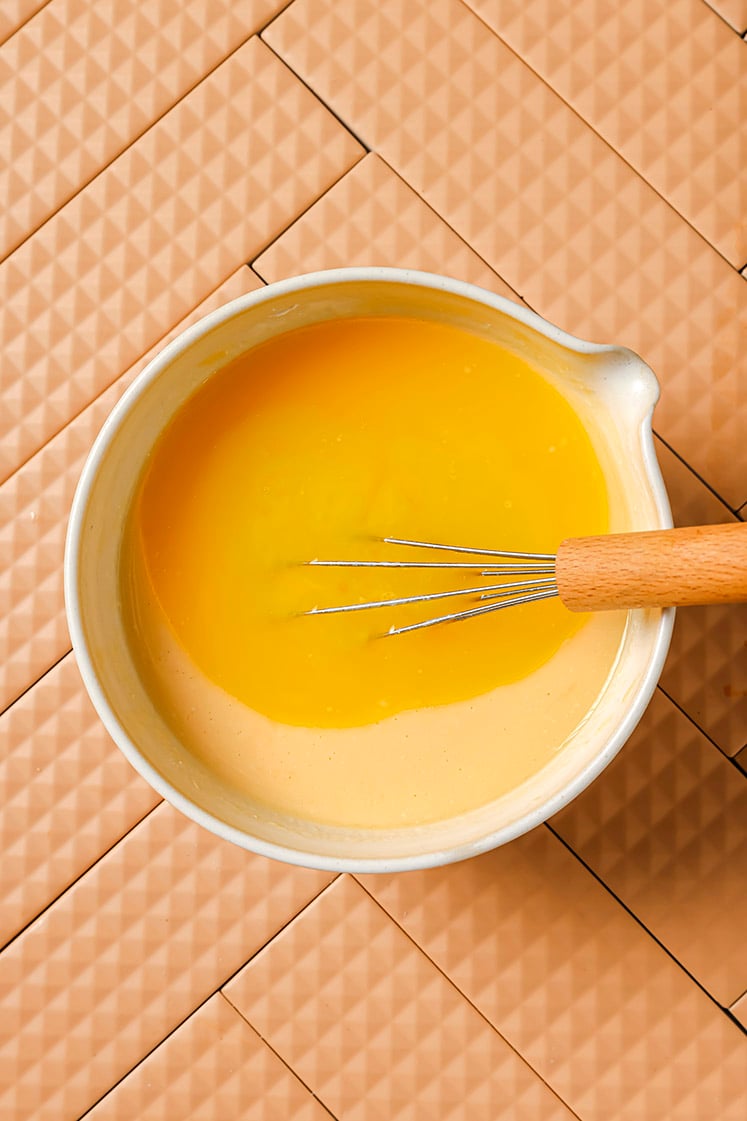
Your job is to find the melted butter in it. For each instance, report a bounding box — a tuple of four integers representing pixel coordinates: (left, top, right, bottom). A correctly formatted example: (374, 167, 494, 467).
(123, 315, 626, 827)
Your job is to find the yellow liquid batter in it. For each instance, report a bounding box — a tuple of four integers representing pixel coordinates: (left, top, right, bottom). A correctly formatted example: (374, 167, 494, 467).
(124, 315, 624, 827)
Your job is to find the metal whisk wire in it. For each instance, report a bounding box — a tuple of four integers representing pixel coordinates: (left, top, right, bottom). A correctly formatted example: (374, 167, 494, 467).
(305, 537, 559, 635)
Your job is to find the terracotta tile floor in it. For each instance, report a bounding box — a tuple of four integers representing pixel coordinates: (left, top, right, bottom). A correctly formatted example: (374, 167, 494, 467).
(1, 2, 745, 1117)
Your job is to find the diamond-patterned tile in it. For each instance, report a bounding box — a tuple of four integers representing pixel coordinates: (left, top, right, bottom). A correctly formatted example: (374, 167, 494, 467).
(736, 745, 747, 773)
(0, 34, 362, 484)
(360, 830, 747, 1120)
(654, 441, 746, 755)
(0, 801, 332, 1121)
(661, 602, 747, 756)
(0, 653, 159, 949)
(254, 152, 518, 299)
(551, 690, 747, 1005)
(87, 993, 331, 1120)
(463, 0, 746, 266)
(0, 1, 48, 47)
(266, 0, 746, 508)
(0, 0, 289, 261)
(225, 875, 575, 1121)
(0, 266, 262, 715)
(662, 462, 747, 744)
(704, 0, 747, 34)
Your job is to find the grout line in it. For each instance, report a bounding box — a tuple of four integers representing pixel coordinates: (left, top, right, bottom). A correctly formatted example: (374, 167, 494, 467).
(0, 264, 258, 494)
(74, 875, 341, 1121)
(259, 34, 371, 152)
(456, 0, 744, 273)
(545, 821, 747, 1029)
(248, 264, 267, 286)
(0, 798, 163, 955)
(353, 877, 586, 1121)
(382, 157, 527, 304)
(0, 647, 70, 721)
(0, 29, 267, 269)
(260, 0, 301, 35)
(700, 0, 747, 35)
(656, 682, 733, 756)
(652, 430, 742, 518)
(221, 990, 339, 1120)
(0, 0, 53, 49)
(250, 152, 366, 275)
(724, 1005, 747, 1033)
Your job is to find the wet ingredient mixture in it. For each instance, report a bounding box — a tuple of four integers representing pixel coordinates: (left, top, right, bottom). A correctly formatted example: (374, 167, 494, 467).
(123, 315, 625, 827)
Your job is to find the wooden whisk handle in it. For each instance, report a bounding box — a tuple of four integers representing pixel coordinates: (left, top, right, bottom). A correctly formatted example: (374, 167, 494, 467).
(556, 523, 747, 612)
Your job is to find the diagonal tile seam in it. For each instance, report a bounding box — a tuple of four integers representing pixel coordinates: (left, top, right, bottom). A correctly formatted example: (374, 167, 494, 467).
(0, 262, 262, 505)
(259, 34, 371, 152)
(544, 822, 747, 1027)
(1, 21, 258, 265)
(455, 0, 745, 275)
(261, 0, 306, 36)
(726, 989, 747, 1033)
(0, 0, 52, 49)
(0, 647, 68, 722)
(2, 140, 366, 484)
(0, 129, 354, 493)
(703, 1, 747, 35)
(0, 786, 162, 956)
(350, 875, 586, 1121)
(657, 682, 746, 758)
(653, 433, 743, 519)
(0, 267, 271, 935)
(252, 153, 528, 304)
(74, 876, 342, 1121)
(357, 814, 747, 1071)
(0, 19, 346, 268)
(220, 991, 339, 1121)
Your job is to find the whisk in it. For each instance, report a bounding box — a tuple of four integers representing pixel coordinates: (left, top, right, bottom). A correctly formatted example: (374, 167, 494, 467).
(305, 523, 747, 635)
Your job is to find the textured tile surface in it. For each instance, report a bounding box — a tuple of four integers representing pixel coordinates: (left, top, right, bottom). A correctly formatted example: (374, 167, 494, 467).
(87, 993, 332, 1120)
(0, 802, 332, 1121)
(254, 152, 517, 299)
(0, 654, 159, 950)
(464, 0, 747, 266)
(360, 830, 747, 1120)
(552, 690, 747, 1005)
(226, 875, 575, 1121)
(0, 266, 261, 715)
(655, 442, 747, 755)
(267, 0, 747, 508)
(0, 0, 288, 261)
(0, 34, 361, 483)
(0, 0, 48, 47)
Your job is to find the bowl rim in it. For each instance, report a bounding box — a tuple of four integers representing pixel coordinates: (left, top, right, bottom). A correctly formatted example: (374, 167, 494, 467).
(64, 266, 674, 872)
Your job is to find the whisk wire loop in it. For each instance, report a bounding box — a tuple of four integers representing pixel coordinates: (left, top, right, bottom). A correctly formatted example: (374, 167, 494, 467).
(304, 537, 559, 633)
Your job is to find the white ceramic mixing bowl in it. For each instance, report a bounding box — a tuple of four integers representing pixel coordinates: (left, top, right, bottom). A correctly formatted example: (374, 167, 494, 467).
(65, 268, 673, 872)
